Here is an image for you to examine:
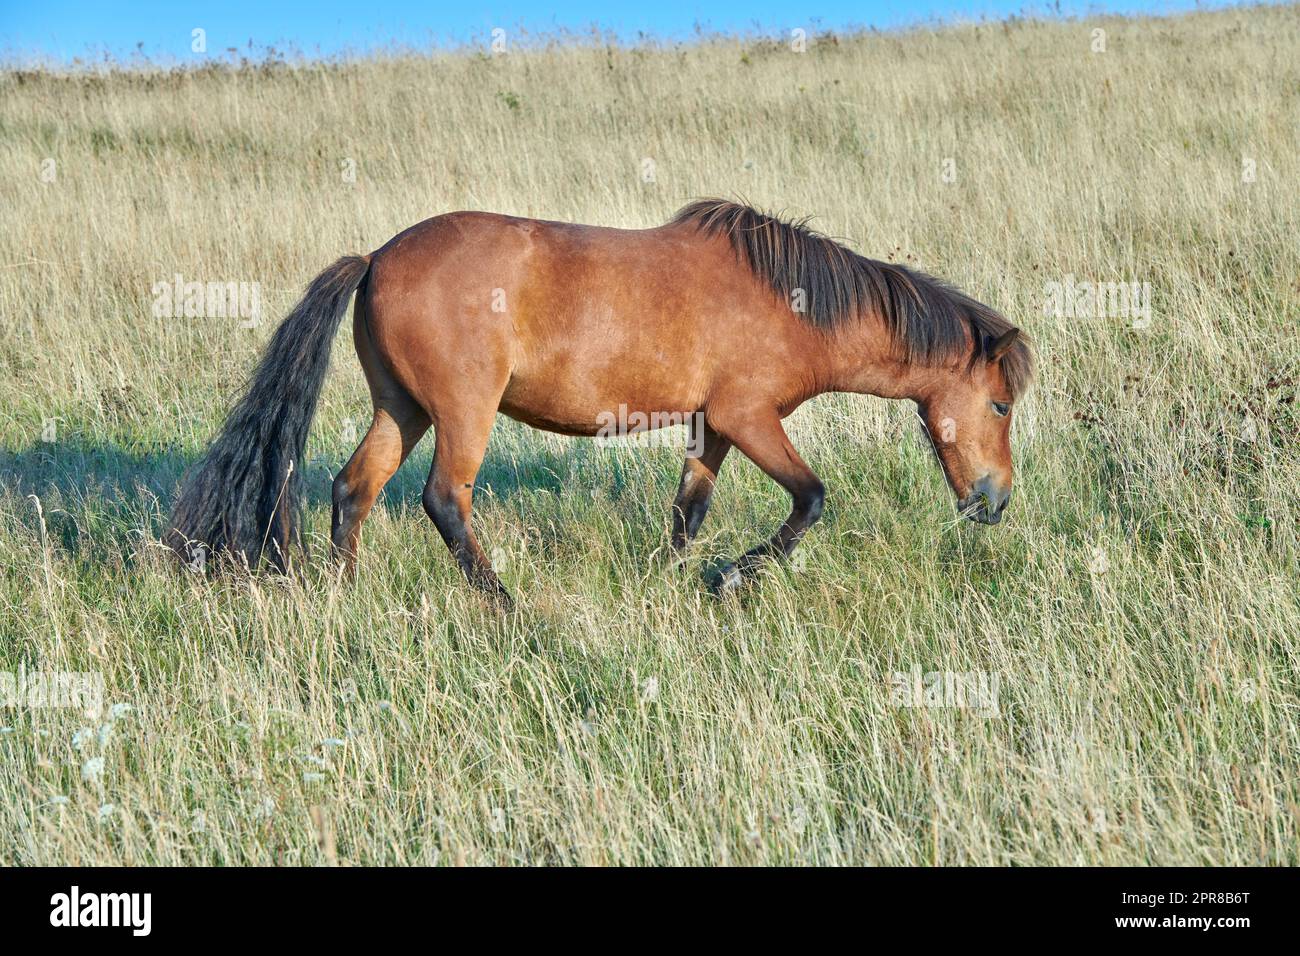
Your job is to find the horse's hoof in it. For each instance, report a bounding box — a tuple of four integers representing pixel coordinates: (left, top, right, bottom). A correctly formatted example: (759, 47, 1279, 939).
(707, 563, 744, 597)
(481, 584, 516, 612)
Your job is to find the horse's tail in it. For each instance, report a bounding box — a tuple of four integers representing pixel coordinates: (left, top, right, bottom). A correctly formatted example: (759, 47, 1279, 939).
(165, 255, 371, 571)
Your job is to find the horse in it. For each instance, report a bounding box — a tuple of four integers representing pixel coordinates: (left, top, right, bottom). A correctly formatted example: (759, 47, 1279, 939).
(166, 199, 1033, 604)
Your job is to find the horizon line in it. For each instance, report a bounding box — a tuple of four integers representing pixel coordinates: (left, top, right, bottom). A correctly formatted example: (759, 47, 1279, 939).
(0, 1, 1262, 72)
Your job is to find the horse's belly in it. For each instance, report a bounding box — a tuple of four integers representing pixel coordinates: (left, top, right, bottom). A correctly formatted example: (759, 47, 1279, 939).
(496, 395, 608, 436)
(496, 249, 720, 434)
(499, 358, 704, 439)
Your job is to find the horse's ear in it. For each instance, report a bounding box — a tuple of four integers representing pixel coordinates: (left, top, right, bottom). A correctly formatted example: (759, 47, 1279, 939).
(984, 328, 1020, 362)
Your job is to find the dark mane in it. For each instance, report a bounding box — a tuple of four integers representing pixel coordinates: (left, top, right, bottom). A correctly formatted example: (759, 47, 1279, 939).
(670, 199, 1034, 397)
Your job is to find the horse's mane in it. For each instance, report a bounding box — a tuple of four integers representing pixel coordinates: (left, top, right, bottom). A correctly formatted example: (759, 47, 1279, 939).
(670, 199, 1034, 398)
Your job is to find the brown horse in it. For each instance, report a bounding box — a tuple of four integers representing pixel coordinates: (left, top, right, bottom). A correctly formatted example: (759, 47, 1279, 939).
(166, 200, 1033, 603)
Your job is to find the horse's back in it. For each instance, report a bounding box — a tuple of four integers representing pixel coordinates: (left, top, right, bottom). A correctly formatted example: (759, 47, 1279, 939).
(361, 210, 815, 434)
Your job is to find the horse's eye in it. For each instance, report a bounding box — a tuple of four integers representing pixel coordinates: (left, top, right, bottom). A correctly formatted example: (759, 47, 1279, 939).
(992, 401, 1010, 417)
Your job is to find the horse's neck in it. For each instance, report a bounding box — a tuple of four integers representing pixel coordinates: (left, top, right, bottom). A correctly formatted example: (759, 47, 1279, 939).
(820, 316, 935, 402)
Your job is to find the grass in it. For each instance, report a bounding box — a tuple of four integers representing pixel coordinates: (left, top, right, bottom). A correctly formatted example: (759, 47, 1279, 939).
(1, 5, 1297, 865)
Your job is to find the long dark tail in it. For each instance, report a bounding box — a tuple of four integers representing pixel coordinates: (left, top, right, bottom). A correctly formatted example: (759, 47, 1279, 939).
(165, 255, 371, 571)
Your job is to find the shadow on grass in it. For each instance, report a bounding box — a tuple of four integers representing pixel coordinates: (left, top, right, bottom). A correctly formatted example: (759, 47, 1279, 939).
(0, 438, 192, 558)
(0, 435, 659, 564)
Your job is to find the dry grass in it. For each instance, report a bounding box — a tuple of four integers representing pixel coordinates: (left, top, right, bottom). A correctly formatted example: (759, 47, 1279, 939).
(1, 6, 1297, 865)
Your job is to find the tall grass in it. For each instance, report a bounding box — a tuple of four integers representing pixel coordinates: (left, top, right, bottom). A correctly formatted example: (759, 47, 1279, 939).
(0, 6, 1297, 865)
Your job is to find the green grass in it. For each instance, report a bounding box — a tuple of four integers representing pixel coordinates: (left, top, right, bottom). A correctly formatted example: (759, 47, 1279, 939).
(1, 5, 1297, 864)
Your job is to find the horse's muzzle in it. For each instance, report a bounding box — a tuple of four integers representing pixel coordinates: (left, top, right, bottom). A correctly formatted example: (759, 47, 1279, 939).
(957, 476, 1011, 525)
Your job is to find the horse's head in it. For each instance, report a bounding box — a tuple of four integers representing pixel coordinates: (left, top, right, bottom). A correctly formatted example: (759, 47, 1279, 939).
(917, 327, 1025, 525)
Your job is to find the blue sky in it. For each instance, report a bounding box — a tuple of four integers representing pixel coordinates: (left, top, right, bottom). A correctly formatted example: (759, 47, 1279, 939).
(1, 0, 1241, 64)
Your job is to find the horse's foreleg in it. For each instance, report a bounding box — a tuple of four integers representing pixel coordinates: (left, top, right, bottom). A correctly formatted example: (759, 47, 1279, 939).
(670, 418, 731, 551)
(331, 403, 429, 576)
(711, 413, 824, 594)
(422, 408, 513, 607)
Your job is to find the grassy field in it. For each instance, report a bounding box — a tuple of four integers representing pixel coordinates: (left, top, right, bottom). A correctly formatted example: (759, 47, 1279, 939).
(1, 5, 1297, 865)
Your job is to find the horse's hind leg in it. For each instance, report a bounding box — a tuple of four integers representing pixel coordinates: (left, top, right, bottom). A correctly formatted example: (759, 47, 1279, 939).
(332, 293, 432, 575)
(670, 417, 731, 551)
(331, 400, 430, 574)
(421, 403, 512, 607)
